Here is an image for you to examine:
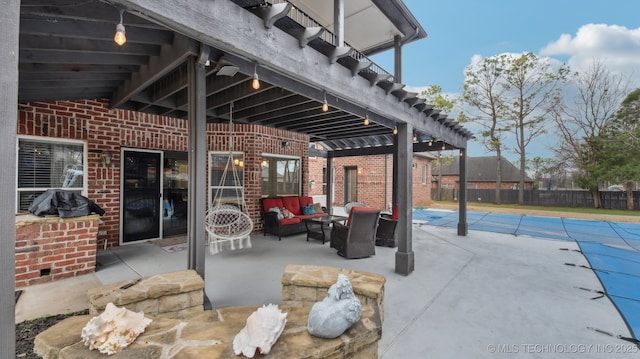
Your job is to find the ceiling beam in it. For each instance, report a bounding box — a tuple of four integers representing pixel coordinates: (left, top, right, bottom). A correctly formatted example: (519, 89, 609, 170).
(110, 33, 198, 108)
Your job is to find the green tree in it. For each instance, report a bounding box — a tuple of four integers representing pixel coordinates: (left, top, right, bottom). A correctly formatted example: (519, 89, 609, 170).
(549, 60, 630, 208)
(420, 85, 455, 201)
(419, 85, 454, 114)
(500, 52, 569, 204)
(592, 88, 640, 209)
(461, 55, 510, 203)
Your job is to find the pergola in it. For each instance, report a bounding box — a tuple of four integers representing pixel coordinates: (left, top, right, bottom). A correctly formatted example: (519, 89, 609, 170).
(1, 0, 471, 354)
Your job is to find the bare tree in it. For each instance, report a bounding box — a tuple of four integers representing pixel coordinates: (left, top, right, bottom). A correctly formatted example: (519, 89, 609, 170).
(461, 55, 510, 204)
(550, 60, 629, 208)
(501, 52, 569, 204)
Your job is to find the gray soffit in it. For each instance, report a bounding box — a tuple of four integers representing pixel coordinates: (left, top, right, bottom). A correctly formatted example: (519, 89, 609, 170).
(18, 0, 471, 152)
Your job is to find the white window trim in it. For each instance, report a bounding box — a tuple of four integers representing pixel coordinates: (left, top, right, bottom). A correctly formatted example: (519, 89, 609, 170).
(209, 151, 245, 208)
(16, 135, 88, 212)
(261, 153, 302, 196)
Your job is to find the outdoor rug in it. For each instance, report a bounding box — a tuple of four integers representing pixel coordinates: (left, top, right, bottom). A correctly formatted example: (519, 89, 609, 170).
(414, 209, 640, 345)
(153, 236, 188, 253)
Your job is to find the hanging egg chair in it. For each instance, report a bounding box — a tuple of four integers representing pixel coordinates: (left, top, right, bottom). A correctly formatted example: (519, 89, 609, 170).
(205, 102, 254, 254)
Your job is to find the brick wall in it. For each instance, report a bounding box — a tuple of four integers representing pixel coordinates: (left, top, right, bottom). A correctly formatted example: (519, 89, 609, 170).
(331, 154, 432, 210)
(18, 100, 309, 247)
(15, 214, 99, 288)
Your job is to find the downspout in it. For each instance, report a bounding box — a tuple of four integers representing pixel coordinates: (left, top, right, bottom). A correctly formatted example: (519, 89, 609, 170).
(384, 154, 388, 210)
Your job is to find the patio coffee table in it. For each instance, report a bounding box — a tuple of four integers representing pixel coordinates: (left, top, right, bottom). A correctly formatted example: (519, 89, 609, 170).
(304, 215, 347, 244)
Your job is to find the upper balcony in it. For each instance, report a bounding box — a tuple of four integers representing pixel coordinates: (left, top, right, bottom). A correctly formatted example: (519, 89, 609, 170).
(235, 0, 427, 84)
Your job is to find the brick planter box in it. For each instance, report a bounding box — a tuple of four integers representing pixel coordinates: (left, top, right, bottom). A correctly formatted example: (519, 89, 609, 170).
(15, 214, 100, 288)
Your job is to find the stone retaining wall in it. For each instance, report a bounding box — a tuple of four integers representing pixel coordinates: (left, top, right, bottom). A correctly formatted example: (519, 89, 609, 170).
(35, 266, 385, 359)
(87, 269, 205, 318)
(282, 263, 386, 322)
(15, 214, 99, 288)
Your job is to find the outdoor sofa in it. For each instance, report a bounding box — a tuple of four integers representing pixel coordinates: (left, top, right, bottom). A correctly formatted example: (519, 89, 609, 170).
(260, 196, 327, 240)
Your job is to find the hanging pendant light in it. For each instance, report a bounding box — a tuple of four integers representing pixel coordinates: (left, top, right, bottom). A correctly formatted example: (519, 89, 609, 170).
(251, 63, 260, 90)
(114, 8, 127, 46)
(322, 91, 329, 112)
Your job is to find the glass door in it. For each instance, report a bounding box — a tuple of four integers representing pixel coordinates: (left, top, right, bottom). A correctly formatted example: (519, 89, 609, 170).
(163, 151, 188, 237)
(344, 166, 358, 204)
(121, 149, 162, 244)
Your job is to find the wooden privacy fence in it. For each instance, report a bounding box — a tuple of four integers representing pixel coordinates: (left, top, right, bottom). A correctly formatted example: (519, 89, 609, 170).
(432, 189, 640, 210)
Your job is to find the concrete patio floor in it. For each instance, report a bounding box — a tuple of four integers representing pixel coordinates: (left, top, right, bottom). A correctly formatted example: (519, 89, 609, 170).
(16, 221, 639, 357)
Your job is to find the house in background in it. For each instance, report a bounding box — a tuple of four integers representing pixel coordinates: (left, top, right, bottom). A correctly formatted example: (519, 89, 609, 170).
(432, 156, 533, 190)
(308, 145, 436, 210)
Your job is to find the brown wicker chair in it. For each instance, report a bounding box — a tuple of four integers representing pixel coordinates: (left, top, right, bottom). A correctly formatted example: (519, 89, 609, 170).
(375, 214, 398, 247)
(330, 209, 380, 259)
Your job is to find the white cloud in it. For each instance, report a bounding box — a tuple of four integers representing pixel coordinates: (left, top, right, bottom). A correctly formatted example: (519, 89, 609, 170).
(540, 24, 640, 87)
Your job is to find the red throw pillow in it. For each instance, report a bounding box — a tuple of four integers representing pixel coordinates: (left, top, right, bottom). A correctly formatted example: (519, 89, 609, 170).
(391, 204, 399, 220)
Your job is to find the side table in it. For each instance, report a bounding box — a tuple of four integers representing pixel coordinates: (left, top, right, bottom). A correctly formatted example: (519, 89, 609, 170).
(303, 215, 347, 244)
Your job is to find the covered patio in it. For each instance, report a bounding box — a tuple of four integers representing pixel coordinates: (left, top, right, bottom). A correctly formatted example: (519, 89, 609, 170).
(1, 0, 473, 355)
(15, 221, 635, 357)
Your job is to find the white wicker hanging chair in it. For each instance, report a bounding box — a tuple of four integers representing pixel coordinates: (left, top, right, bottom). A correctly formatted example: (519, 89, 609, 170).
(205, 102, 254, 254)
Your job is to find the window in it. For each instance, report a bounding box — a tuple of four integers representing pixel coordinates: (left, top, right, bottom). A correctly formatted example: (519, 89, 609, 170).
(209, 152, 244, 208)
(422, 165, 427, 184)
(17, 137, 86, 211)
(322, 167, 327, 195)
(309, 143, 317, 159)
(261, 155, 301, 197)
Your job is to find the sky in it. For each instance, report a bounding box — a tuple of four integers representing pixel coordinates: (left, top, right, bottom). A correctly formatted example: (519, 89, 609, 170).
(371, 0, 640, 163)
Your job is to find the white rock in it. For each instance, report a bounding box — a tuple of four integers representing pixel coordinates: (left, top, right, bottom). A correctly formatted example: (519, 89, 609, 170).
(233, 303, 288, 357)
(81, 302, 152, 355)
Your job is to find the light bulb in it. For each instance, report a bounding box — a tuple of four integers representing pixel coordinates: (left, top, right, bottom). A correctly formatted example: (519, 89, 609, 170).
(393, 127, 398, 135)
(251, 72, 260, 90)
(363, 117, 369, 125)
(114, 23, 126, 46)
(322, 101, 329, 112)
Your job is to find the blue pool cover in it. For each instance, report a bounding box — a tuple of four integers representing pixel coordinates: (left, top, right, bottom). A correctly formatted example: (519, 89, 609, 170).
(414, 209, 640, 344)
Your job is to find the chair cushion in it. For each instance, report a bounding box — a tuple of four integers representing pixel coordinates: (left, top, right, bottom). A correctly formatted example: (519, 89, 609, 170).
(262, 198, 284, 212)
(391, 204, 399, 220)
(282, 196, 302, 215)
(279, 217, 301, 225)
(347, 206, 378, 226)
(299, 196, 314, 207)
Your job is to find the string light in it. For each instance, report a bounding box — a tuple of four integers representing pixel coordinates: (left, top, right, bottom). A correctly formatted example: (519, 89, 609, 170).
(251, 63, 260, 90)
(363, 109, 369, 125)
(393, 127, 398, 135)
(322, 91, 329, 112)
(114, 8, 126, 46)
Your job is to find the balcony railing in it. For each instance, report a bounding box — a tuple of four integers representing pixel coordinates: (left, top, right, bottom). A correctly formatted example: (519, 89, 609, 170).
(269, 0, 394, 81)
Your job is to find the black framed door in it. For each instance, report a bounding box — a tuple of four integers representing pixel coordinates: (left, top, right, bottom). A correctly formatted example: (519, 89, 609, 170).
(121, 149, 162, 243)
